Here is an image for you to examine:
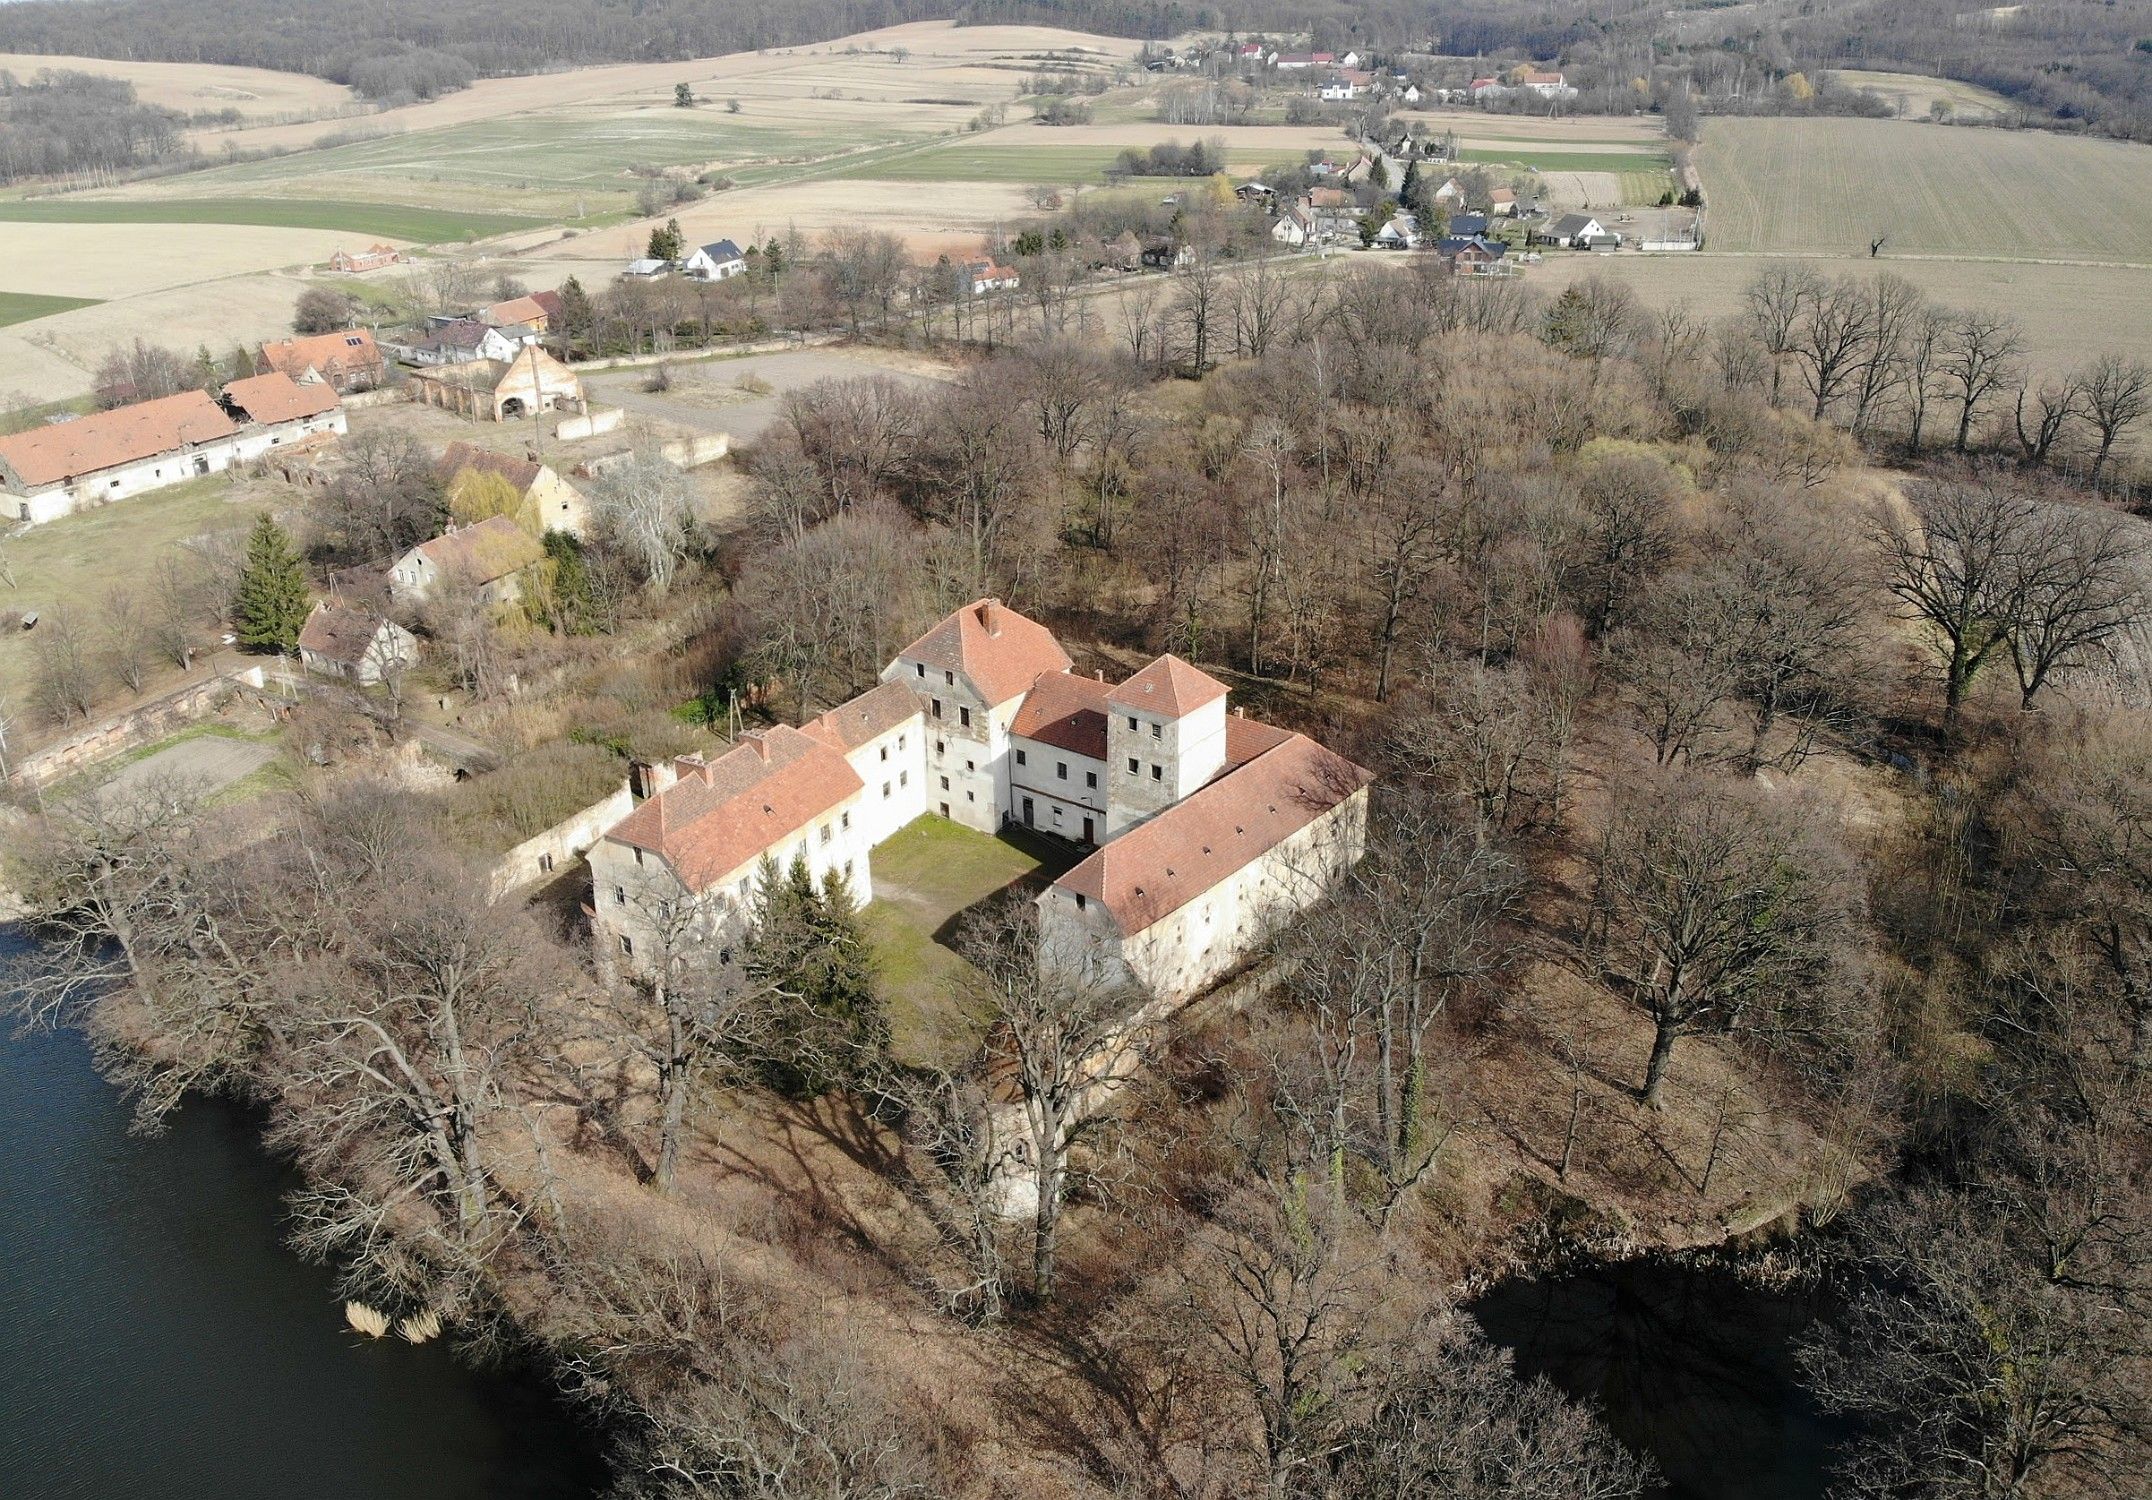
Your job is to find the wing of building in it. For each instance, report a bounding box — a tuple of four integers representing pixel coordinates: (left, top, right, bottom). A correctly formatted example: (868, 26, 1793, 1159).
(588, 599, 1371, 1006)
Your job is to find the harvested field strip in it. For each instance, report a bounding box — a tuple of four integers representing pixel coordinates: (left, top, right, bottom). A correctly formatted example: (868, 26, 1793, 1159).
(834, 142, 1310, 182)
(0, 198, 539, 242)
(0, 290, 100, 327)
(1458, 148, 1672, 174)
(1697, 117, 2152, 263)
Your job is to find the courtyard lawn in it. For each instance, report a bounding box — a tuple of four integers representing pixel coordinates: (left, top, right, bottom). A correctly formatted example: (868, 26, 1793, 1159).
(0, 290, 100, 327)
(0, 198, 542, 243)
(861, 815, 1080, 1067)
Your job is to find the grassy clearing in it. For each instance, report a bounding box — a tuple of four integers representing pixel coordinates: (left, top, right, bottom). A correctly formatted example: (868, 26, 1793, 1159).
(0, 197, 539, 242)
(0, 472, 255, 705)
(1697, 117, 2152, 263)
(1617, 169, 1680, 206)
(861, 815, 1076, 1066)
(0, 290, 100, 327)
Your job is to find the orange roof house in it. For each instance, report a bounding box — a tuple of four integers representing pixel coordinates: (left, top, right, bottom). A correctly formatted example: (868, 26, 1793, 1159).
(891, 597, 1073, 706)
(257, 329, 386, 393)
(223, 371, 342, 426)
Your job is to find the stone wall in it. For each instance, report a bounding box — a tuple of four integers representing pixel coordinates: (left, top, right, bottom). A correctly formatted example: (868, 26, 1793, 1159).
(13, 665, 276, 788)
(555, 406, 624, 441)
(486, 782, 634, 899)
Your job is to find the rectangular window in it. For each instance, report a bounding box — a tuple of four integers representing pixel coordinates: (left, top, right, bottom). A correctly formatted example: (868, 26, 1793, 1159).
(1127, 757, 1139, 773)
(940, 775, 950, 790)
(965, 759, 975, 772)
(634, 846, 644, 866)
(1127, 715, 1137, 730)
(882, 781, 891, 798)
(897, 734, 906, 749)
(1056, 762, 1068, 780)
(1075, 893, 1087, 911)
(879, 745, 888, 762)
(1152, 764, 1163, 781)
(819, 824, 832, 845)
(613, 886, 626, 906)
(1151, 721, 1162, 739)
(945, 670, 955, 685)
(900, 770, 908, 786)
(915, 663, 925, 678)
(1086, 771, 1098, 789)
(620, 934, 633, 955)
(959, 706, 972, 728)
(841, 811, 850, 830)
(932, 698, 943, 718)
(1016, 749, 1027, 766)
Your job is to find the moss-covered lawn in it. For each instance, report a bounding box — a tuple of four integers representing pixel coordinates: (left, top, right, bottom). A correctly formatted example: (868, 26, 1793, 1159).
(861, 816, 1080, 1067)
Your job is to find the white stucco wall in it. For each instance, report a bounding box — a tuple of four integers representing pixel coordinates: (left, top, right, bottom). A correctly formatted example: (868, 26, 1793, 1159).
(839, 714, 930, 846)
(1009, 737, 1106, 844)
(1105, 694, 1226, 836)
(1039, 786, 1369, 1006)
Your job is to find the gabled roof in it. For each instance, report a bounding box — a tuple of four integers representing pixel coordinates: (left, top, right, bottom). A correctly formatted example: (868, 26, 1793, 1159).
(529, 289, 565, 322)
(893, 598, 1071, 707)
(696, 238, 745, 262)
(298, 601, 397, 664)
(1053, 732, 1372, 936)
(480, 295, 548, 327)
(1549, 213, 1601, 237)
(414, 319, 497, 353)
(800, 679, 924, 753)
(1439, 234, 1506, 258)
(224, 370, 341, 425)
(435, 440, 544, 494)
(0, 390, 236, 487)
(1010, 671, 1113, 759)
(259, 329, 381, 378)
(410, 515, 543, 586)
(604, 727, 864, 893)
(1107, 654, 1228, 720)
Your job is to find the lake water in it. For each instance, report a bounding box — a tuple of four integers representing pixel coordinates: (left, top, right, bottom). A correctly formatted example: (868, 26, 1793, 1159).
(0, 944, 606, 1499)
(1470, 1255, 1847, 1499)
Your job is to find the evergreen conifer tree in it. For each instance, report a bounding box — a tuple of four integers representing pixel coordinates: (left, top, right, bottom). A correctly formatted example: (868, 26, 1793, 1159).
(232, 513, 310, 653)
(744, 855, 886, 1097)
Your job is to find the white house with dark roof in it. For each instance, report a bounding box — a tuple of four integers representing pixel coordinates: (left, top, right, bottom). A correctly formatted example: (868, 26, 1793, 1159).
(586, 598, 1370, 1005)
(681, 239, 748, 281)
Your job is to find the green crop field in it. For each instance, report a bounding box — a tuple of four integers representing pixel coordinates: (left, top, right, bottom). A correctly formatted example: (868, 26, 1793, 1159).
(832, 140, 1311, 184)
(1698, 117, 2152, 263)
(0, 197, 540, 242)
(1458, 147, 1672, 175)
(0, 290, 100, 327)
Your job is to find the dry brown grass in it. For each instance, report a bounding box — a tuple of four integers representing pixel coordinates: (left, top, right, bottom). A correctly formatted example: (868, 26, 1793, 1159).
(0, 50, 353, 122)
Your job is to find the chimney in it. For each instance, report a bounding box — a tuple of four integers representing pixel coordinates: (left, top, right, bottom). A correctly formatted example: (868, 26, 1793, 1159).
(977, 598, 1003, 637)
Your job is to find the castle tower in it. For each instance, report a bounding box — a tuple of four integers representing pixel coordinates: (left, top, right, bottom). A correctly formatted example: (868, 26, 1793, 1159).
(1104, 654, 1229, 836)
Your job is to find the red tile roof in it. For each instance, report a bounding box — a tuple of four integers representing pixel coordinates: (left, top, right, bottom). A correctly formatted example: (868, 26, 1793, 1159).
(893, 598, 1071, 706)
(224, 371, 341, 425)
(1010, 671, 1113, 759)
(482, 295, 549, 328)
(800, 679, 924, 753)
(0, 390, 237, 488)
(605, 726, 863, 892)
(258, 329, 382, 380)
(1054, 732, 1371, 936)
(1107, 654, 1228, 719)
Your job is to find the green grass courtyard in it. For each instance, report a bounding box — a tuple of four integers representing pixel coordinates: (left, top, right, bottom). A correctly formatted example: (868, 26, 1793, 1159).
(859, 815, 1080, 1067)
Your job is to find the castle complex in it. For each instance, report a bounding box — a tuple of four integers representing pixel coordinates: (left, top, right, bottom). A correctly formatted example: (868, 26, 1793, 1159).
(589, 599, 1371, 1004)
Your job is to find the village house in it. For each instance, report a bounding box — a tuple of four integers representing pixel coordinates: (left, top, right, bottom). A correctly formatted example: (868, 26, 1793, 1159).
(1319, 77, 1360, 102)
(1372, 211, 1423, 250)
(1439, 233, 1511, 275)
(1519, 68, 1576, 99)
(680, 239, 747, 281)
(1541, 213, 1618, 249)
(328, 244, 403, 273)
(297, 600, 418, 685)
(398, 319, 530, 367)
(962, 259, 1021, 295)
(257, 329, 386, 394)
(386, 514, 545, 607)
(589, 599, 1371, 1008)
(407, 346, 585, 423)
(1447, 212, 1492, 239)
(1432, 176, 1467, 206)
(1273, 50, 1333, 71)
(434, 441, 590, 536)
(1270, 203, 1315, 246)
(0, 373, 345, 524)
(1141, 238, 1195, 270)
(476, 295, 556, 338)
(1489, 186, 1519, 216)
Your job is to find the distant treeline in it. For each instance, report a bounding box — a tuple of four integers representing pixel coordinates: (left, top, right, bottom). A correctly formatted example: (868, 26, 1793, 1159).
(0, 69, 192, 182)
